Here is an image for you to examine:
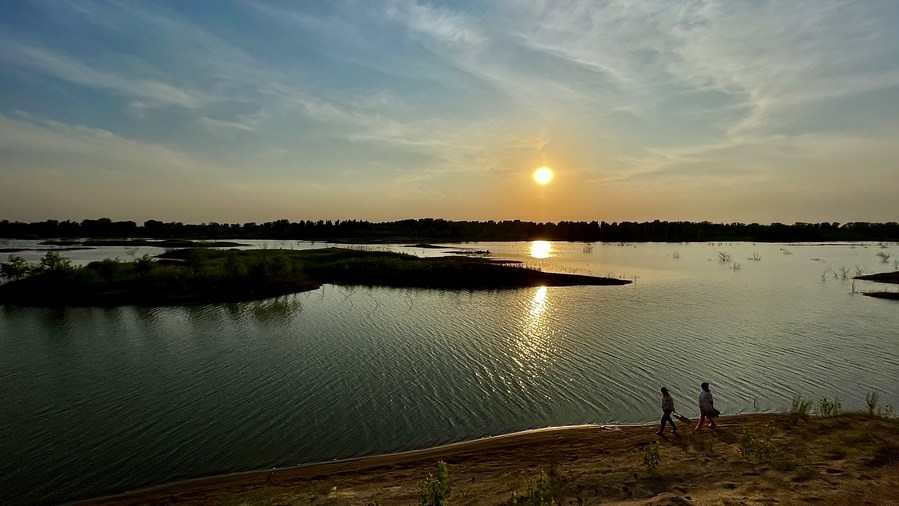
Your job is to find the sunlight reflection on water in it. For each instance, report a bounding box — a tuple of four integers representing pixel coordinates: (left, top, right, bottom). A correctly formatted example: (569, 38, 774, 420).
(530, 240, 552, 259)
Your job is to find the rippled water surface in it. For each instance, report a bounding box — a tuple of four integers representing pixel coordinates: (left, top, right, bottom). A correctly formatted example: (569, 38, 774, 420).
(1, 240, 898, 504)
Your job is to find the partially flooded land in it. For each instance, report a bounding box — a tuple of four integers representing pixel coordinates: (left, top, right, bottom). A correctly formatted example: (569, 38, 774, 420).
(0, 247, 629, 306)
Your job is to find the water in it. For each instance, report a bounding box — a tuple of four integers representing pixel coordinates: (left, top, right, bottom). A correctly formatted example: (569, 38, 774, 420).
(1, 240, 898, 504)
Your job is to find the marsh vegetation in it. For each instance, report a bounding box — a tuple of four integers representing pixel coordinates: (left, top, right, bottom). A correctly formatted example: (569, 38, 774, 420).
(0, 248, 629, 306)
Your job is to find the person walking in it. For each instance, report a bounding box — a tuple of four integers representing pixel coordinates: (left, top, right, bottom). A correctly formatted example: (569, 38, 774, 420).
(657, 387, 677, 435)
(694, 382, 718, 430)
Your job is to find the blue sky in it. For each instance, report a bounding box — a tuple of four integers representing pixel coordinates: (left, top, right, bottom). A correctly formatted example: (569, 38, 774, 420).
(2, 0, 898, 224)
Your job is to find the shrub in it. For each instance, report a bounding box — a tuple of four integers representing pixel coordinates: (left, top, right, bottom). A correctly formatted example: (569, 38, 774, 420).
(737, 427, 778, 461)
(38, 251, 74, 275)
(788, 396, 812, 425)
(522, 471, 554, 505)
(419, 461, 450, 506)
(88, 258, 126, 280)
(0, 254, 31, 280)
(818, 397, 842, 417)
(224, 253, 248, 278)
(866, 392, 879, 416)
(641, 441, 661, 472)
(133, 254, 154, 275)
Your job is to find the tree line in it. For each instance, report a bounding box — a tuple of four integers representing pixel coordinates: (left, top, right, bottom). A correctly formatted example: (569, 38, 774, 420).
(1, 218, 898, 243)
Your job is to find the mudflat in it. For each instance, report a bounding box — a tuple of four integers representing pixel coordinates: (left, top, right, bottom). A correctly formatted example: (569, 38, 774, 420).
(77, 413, 899, 505)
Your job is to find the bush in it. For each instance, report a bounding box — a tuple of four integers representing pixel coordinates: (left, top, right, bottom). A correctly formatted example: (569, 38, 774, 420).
(419, 461, 450, 506)
(522, 471, 554, 505)
(737, 427, 778, 461)
(224, 253, 248, 278)
(38, 251, 74, 275)
(0, 254, 31, 280)
(87, 258, 126, 280)
(641, 441, 661, 472)
(818, 397, 842, 417)
(866, 392, 879, 417)
(789, 396, 812, 425)
(134, 254, 155, 276)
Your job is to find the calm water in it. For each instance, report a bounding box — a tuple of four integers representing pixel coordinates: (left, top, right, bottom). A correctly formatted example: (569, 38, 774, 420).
(1, 240, 898, 504)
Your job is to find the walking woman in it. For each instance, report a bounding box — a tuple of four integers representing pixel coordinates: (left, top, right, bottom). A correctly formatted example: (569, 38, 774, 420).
(694, 382, 718, 430)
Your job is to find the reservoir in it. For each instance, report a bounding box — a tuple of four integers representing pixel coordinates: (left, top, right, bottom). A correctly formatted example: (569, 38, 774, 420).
(1, 240, 897, 504)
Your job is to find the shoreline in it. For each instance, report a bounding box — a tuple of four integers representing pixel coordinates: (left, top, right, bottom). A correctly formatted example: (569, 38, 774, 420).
(74, 422, 637, 504)
(74, 412, 899, 505)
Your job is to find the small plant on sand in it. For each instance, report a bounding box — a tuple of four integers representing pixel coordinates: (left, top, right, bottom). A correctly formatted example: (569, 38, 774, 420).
(789, 396, 812, 425)
(365, 489, 383, 506)
(641, 441, 661, 472)
(737, 427, 778, 461)
(867, 392, 880, 416)
(419, 460, 450, 506)
(818, 397, 842, 417)
(686, 432, 718, 454)
(876, 251, 891, 263)
(521, 471, 554, 505)
(718, 251, 732, 263)
(748, 252, 762, 261)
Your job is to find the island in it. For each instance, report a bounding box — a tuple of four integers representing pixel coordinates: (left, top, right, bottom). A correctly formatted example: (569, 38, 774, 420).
(0, 247, 630, 306)
(855, 270, 899, 300)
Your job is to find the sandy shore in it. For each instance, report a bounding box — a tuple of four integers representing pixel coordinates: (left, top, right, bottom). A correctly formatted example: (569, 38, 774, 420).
(75, 413, 899, 505)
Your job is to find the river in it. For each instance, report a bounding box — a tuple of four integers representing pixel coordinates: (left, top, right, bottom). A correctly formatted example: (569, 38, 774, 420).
(1, 240, 897, 504)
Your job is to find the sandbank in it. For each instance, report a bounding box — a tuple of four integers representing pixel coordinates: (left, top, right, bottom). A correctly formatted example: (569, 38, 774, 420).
(75, 413, 899, 505)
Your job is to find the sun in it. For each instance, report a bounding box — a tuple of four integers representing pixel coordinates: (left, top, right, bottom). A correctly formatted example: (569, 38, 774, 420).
(533, 166, 554, 185)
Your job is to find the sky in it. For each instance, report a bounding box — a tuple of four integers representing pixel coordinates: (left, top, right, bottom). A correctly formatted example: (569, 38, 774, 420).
(1, 0, 898, 225)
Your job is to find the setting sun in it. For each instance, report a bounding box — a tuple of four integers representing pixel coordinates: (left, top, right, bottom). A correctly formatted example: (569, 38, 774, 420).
(533, 167, 554, 185)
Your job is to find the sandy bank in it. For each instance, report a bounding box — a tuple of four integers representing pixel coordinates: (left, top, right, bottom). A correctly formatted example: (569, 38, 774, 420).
(75, 413, 899, 505)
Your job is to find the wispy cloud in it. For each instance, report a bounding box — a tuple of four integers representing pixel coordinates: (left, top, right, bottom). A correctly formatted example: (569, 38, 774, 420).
(1, 45, 206, 110)
(384, 0, 486, 46)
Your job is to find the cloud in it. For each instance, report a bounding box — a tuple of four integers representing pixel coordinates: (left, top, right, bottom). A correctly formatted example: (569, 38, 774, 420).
(384, 0, 486, 45)
(3, 45, 206, 110)
(0, 111, 209, 176)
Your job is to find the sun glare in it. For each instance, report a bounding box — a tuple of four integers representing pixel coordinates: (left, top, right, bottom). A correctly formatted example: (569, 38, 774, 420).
(533, 167, 554, 185)
(530, 240, 552, 259)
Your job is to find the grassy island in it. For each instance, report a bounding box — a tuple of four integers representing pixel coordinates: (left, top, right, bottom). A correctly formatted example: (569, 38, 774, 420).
(0, 248, 629, 306)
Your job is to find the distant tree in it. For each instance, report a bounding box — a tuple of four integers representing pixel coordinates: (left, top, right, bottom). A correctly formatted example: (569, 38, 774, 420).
(0, 254, 32, 281)
(37, 251, 74, 275)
